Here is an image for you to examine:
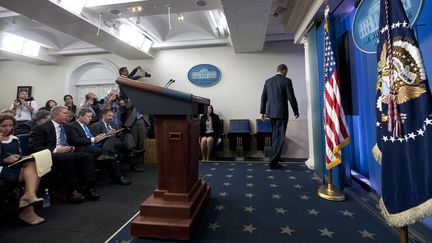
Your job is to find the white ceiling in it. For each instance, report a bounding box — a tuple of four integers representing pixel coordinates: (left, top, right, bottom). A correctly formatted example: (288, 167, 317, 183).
(0, 0, 335, 64)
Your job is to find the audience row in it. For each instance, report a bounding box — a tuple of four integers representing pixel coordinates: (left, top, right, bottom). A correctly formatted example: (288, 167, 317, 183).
(0, 87, 151, 226)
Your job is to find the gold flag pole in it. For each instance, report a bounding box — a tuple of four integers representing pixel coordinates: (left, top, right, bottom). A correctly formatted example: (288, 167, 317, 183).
(317, 4, 346, 202)
(318, 168, 346, 201)
(400, 226, 408, 243)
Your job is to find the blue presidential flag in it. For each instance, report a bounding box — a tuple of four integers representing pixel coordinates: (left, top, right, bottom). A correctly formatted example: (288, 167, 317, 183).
(374, 0, 432, 227)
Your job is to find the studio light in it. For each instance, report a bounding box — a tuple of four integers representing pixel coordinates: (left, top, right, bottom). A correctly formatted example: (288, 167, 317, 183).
(141, 38, 153, 53)
(59, 0, 87, 14)
(1, 33, 41, 57)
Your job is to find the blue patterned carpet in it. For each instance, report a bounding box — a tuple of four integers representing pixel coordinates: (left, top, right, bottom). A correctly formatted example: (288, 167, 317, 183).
(108, 162, 401, 242)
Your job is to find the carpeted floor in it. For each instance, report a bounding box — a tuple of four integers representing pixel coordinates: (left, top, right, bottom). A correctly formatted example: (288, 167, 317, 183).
(108, 162, 414, 243)
(2, 161, 430, 243)
(0, 163, 158, 243)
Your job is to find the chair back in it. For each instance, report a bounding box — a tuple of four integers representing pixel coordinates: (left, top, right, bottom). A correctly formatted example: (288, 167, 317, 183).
(17, 134, 30, 156)
(256, 119, 272, 133)
(228, 119, 250, 134)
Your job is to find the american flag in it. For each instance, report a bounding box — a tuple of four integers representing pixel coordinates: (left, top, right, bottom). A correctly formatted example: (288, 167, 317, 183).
(323, 14, 350, 170)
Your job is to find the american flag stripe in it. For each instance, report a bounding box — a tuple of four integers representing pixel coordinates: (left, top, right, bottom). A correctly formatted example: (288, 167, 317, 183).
(323, 17, 350, 170)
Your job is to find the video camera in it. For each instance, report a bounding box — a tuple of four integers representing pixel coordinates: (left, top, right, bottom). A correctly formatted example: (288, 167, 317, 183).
(93, 97, 104, 105)
(143, 71, 151, 78)
(138, 67, 151, 78)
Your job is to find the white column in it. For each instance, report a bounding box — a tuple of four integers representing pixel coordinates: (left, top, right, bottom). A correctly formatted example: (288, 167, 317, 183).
(301, 36, 315, 170)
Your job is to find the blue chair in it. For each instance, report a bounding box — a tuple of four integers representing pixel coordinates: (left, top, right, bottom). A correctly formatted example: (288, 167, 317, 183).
(17, 134, 30, 156)
(227, 119, 251, 160)
(255, 119, 272, 159)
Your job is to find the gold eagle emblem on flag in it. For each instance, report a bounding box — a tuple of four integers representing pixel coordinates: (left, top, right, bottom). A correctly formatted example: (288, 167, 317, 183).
(377, 37, 427, 113)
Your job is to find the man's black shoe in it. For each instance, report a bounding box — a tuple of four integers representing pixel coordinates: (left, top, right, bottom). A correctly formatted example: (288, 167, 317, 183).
(115, 176, 132, 185)
(85, 188, 100, 201)
(67, 190, 85, 204)
(269, 163, 283, 169)
(97, 154, 118, 161)
(130, 164, 144, 172)
(129, 149, 145, 158)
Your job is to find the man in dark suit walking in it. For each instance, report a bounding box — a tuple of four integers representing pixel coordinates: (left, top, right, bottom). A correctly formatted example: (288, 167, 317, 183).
(28, 106, 100, 203)
(260, 64, 299, 169)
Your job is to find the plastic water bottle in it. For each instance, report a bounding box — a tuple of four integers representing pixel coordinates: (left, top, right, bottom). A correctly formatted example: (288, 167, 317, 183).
(43, 188, 51, 208)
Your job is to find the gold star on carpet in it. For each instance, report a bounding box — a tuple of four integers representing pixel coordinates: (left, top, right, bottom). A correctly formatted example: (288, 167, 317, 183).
(340, 209, 355, 217)
(275, 207, 287, 214)
(246, 182, 254, 187)
(207, 222, 221, 231)
(280, 226, 295, 235)
(308, 208, 319, 215)
(244, 206, 256, 213)
(318, 228, 334, 238)
(214, 204, 224, 211)
(358, 229, 375, 239)
(243, 224, 257, 233)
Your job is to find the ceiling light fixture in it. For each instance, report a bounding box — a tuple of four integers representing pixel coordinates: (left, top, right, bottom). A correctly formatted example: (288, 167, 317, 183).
(85, 0, 141, 8)
(208, 10, 229, 38)
(195, 0, 207, 7)
(57, 0, 87, 14)
(1, 33, 41, 57)
(127, 6, 142, 13)
(177, 13, 184, 23)
(119, 24, 144, 47)
(142, 38, 153, 53)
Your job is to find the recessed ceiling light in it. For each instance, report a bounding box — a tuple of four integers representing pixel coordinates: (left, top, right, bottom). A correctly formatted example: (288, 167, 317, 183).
(109, 9, 121, 16)
(195, 0, 207, 7)
(127, 6, 142, 13)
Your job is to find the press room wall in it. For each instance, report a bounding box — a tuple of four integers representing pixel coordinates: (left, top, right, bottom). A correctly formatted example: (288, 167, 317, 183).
(0, 41, 308, 159)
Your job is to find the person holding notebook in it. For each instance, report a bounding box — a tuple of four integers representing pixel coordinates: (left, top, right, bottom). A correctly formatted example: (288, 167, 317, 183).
(0, 113, 45, 225)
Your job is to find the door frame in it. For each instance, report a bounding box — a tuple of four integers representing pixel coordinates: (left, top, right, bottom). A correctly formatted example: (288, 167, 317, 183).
(64, 58, 118, 100)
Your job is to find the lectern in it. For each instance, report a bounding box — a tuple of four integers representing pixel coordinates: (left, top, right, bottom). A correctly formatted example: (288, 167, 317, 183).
(116, 77, 211, 241)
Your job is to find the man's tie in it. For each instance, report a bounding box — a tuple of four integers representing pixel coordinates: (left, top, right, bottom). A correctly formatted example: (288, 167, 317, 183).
(83, 125, 94, 145)
(59, 124, 68, 146)
(136, 111, 143, 120)
(106, 122, 113, 132)
(83, 125, 93, 138)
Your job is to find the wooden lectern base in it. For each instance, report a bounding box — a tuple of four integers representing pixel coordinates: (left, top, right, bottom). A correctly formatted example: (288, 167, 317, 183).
(131, 179, 210, 241)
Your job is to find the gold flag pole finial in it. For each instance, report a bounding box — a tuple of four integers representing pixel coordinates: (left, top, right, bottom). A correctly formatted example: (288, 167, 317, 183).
(324, 5, 330, 31)
(324, 5, 330, 19)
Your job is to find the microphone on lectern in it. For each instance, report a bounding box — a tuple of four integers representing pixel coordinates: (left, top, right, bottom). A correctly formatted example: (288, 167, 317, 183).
(164, 79, 175, 88)
(166, 79, 175, 88)
(164, 79, 173, 88)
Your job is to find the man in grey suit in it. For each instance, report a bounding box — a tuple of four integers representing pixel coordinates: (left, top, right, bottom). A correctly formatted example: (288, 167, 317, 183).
(260, 64, 299, 169)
